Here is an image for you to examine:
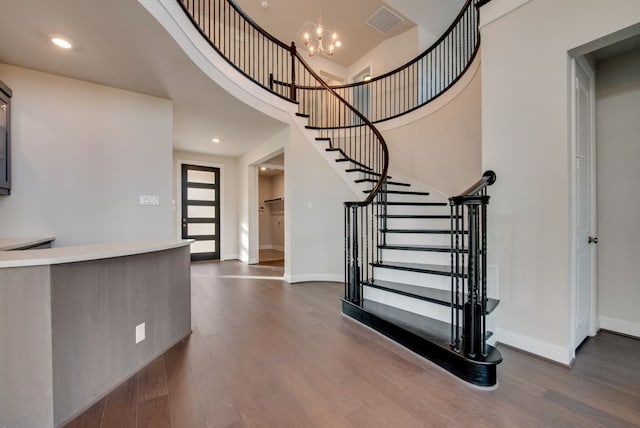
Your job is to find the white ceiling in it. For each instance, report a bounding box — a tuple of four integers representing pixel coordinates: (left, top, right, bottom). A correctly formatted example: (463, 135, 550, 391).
(0, 0, 286, 157)
(0, 0, 465, 158)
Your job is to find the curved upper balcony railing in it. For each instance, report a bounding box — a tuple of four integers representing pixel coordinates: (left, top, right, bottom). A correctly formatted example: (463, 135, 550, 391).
(272, 0, 483, 125)
(177, 0, 388, 204)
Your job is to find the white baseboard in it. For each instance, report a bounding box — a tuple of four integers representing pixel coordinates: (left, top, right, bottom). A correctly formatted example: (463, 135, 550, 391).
(495, 328, 572, 366)
(285, 273, 343, 284)
(247, 258, 258, 265)
(272, 245, 284, 252)
(221, 254, 238, 261)
(599, 316, 640, 338)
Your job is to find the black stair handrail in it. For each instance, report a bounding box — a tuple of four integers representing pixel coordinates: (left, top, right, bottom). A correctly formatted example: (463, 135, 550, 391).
(451, 170, 496, 202)
(449, 171, 496, 359)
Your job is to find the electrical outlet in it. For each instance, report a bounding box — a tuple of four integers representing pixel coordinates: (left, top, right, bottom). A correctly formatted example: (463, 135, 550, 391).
(135, 322, 146, 344)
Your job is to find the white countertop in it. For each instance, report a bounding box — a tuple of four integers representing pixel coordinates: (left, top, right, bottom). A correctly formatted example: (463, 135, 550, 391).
(0, 239, 192, 268)
(0, 237, 55, 251)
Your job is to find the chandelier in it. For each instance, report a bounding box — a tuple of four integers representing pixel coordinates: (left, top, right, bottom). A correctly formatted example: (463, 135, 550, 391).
(303, 21, 342, 58)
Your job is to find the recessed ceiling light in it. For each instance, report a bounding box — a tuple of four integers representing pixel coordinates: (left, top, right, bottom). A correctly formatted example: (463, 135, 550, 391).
(211, 137, 221, 144)
(260, 167, 267, 171)
(51, 37, 72, 49)
(363, 75, 372, 82)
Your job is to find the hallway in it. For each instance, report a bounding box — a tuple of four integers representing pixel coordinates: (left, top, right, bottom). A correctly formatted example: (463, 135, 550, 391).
(65, 261, 640, 427)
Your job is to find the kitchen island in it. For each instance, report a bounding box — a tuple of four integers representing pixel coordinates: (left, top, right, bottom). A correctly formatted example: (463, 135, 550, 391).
(0, 239, 192, 428)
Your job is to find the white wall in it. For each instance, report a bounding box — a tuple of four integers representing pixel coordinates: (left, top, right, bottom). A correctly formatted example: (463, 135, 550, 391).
(237, 123, 354, 281)
(480, 0, 640, 363)
(382, 67, 482, 196)
(284, 124, 355, 282)
(347, 27, 423, 79)
(173, 150, 239, 260)
(596, 49, 640, 335)
(0, 64, 173, 246)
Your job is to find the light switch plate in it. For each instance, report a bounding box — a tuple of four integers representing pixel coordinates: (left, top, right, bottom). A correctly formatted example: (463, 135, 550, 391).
(139, 195, 160, 206)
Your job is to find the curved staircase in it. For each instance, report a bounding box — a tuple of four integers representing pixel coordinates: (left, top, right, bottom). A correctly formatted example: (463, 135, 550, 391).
(176, 0, 501, 387)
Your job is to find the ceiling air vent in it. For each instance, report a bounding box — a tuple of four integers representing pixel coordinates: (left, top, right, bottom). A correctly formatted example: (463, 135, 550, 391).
(365, 6, 404, 34)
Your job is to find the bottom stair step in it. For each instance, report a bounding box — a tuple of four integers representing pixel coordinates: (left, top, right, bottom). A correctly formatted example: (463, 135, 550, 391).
(362, 279, 500, 314)
(342, 299, 502, 387)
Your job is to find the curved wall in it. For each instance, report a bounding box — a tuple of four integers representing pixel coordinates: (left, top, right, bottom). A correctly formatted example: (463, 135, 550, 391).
(380, 59, 482, 197)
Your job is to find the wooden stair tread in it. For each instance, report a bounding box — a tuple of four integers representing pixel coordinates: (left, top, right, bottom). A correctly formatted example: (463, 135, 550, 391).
(362, 279, 499, 314)
(364, 189, 430, 196)
(379, 214, 455, 219)
(354, 178, 410, 187)
(374, 201, 447, 206)
(381, 228, 458, 234)
(363, 299, 495, 342)
(296, 112, 310, 118)
(345, 168, 393, 179)
(334, 157, 372, 171)
(379, 244, 467, 253)
(372, 261, 462, 277)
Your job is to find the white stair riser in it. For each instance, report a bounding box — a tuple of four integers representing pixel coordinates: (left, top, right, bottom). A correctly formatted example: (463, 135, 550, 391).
(384, 193, 433, 203)
(381, 249, 452, 265)
(364, 286, 454, 324)
(385, 217, 451, 230)
(385, 233, 451, 246)
(384, 205, 450, 216)
(373, 267, 452, 289)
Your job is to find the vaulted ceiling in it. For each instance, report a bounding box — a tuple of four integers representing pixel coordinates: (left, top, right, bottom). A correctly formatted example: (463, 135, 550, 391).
(0, 0, 465, 157)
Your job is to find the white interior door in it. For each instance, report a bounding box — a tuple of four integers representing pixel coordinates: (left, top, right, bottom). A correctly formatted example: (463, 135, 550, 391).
(574, 60, 595, 348)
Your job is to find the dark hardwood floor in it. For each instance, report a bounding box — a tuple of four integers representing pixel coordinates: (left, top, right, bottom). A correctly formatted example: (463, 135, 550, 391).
(64, 260, 640, 427)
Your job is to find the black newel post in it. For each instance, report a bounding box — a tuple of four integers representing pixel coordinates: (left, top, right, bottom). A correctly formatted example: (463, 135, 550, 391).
(290, 42, 297, 102)
(349, 204, 361, 304)
(461, 196, 489, 358)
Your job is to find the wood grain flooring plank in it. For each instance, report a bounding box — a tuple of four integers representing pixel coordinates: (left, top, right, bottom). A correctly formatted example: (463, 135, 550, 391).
(543, 389, 639, 428)
(137, 357, 169, 404)
(101, 376, 138, 428)
(262, 389, 318, 428)
(63, 260, 640, 428)
(164, 340, 208, 428)
(137, 395, 171, 428)
(271, 359, 355, 428)
(186, 330, 244, 428)
(61, 397, 106, 428)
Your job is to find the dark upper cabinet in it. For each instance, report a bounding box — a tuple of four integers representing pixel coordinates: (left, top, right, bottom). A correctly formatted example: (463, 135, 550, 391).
(0, 80, 11, 196)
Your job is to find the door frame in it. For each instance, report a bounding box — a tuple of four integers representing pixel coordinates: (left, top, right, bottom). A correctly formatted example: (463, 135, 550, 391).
(569, 56, 597, 354)
(176, 159, 225, 260)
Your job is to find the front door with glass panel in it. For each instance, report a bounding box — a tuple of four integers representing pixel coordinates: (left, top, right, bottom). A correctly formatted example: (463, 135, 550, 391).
(181, 164, 220, 261)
